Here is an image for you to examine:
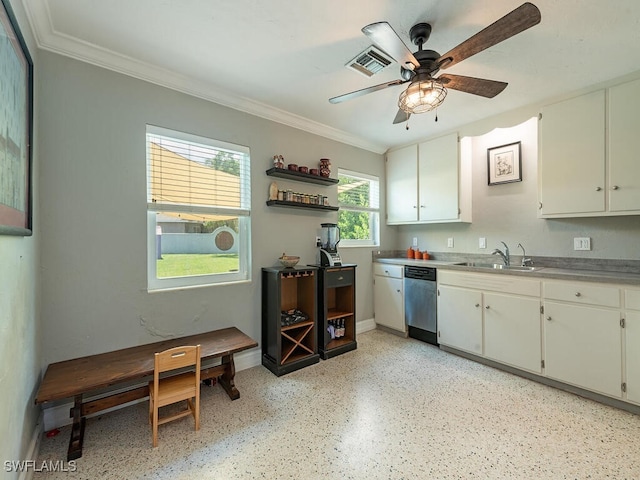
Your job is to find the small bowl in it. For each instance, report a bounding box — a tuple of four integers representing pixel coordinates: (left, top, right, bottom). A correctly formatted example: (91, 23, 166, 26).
(279, 254, 300, 268)
(287, 164, 298, 171)
(298, 166, 309, 174)
(309, 168, 319, 176)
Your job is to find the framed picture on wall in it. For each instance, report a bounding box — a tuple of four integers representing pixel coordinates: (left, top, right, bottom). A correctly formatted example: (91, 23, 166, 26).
(0, 0, 33, 235)
(487, 141, 521, 186)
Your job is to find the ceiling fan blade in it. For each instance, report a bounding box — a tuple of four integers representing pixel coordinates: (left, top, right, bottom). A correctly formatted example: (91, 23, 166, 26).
(437, 2, 541, 70)
(439, 74, 507, 98)
(393, 108, 411, 124)
(329, 79, 408, 104)
(362, 22, 420, 69)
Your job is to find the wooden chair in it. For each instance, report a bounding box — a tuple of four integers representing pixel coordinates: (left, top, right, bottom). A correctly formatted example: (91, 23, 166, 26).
(149, 345, 201, 447)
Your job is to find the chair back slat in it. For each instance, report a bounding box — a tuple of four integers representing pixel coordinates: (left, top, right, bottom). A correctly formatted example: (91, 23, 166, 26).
(155, 345, 199, 373)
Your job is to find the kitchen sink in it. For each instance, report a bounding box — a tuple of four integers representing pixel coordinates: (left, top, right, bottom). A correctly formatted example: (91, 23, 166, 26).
(455, 262, 542, 272)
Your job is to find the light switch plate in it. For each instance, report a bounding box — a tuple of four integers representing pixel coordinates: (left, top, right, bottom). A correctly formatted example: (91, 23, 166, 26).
(573, 237, 591, 251)
(447, 237, 454, 248)
(479, 237, 486, 249)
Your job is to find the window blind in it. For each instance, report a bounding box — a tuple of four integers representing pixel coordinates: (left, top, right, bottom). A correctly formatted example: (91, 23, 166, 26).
(146, 126, 250, 217)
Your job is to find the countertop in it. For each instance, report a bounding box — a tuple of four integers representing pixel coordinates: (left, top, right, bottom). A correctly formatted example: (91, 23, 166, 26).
(374, 257, 640, 286)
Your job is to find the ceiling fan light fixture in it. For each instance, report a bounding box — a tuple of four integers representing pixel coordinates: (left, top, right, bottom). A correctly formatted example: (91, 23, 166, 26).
(398, 77, 447, 114)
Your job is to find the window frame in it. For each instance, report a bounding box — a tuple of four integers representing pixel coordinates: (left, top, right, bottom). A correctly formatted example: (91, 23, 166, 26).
(146, 125, 251, 291)
(337, 168, 380, 248)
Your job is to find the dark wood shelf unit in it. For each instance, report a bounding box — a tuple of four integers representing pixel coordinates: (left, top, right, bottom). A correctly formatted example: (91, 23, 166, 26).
(262, 266, 320, 376)
(315, 265, 357, 360)
(266, 167, 339, 185)
(266, 200, 339, 211)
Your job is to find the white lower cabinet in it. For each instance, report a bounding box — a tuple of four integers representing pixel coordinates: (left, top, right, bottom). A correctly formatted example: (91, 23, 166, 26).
(484, 293, 542, 373)
(373, 264, 405, 333)
(543, 302, 622, 398)
(625, 288, 640, 404)
(438, 285, 483, 355)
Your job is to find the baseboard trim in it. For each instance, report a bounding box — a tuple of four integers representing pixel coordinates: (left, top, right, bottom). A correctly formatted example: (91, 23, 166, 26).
(357, 318, 376, 334)
(19, 412, 43, 480)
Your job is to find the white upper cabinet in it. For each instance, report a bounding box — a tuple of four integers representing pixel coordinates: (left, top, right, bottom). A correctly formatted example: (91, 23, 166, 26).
(539, 90, 605, 216)
(539, 78, 640, 218)
(418, 133, 460, 221)
(386, 144, 418, 224)
(608, 78, 640, 212)
(386, 133, 470, 224)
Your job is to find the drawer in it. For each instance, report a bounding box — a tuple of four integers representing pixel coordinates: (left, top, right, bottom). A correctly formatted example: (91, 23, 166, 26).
(438, 270, 540, 297)
(543, 281, 620, 308)
(373, 263, 403, 279)
(325, 267, 354, 288)
(626, 289, 640, 311)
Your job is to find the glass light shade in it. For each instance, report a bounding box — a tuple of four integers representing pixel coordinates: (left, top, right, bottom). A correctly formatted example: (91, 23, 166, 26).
(398, 78, 447, 114)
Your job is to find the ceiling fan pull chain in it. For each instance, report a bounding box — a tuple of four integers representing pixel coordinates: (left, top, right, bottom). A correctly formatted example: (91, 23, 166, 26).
(435, 108, 438, 122)
(405, 120, 410, 131)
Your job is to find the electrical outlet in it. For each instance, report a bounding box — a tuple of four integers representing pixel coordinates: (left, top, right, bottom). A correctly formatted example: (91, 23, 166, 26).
(315, 236, 322, 247)
(573, 237, 591, 251)
(479, 237, 486, 249)
(447, 237, 454, 248)
(412, 237, 418, 247)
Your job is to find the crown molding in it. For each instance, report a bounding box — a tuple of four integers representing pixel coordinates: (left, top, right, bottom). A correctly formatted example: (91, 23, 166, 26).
(20, 1, 386, 155)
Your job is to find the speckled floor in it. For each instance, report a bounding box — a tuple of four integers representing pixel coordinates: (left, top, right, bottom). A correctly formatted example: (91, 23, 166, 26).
(35, 329, 640, 479)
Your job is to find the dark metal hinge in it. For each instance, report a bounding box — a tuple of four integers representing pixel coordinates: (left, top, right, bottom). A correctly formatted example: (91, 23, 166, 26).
(541, 359, 545, 369)
(538, 112, 543, 120)
(622, 382, 627, 393)
(621, 318, 626, 328)
(540, 305, 544, 314)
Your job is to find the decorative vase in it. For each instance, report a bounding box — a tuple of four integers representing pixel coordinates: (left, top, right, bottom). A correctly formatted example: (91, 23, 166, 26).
(319, 158, 331, 177)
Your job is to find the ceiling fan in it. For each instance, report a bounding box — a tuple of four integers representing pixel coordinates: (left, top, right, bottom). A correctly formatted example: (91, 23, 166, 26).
(329, 2, 541, 124)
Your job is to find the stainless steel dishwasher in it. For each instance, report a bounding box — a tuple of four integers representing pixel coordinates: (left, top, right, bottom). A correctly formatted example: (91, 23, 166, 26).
(404, 266, 438, 345)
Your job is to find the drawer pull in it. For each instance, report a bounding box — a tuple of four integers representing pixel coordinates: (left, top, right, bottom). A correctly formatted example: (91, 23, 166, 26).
(485, 305, 490, 310)
(595, 186, 602, 191)
(575, 292, 581, 297)
(338, 276, 344, 281)
(612, 185, 620, 190)
(546, 316, 552, 321)
(396, 289, 401, 293)
(475, 303, 480, 308)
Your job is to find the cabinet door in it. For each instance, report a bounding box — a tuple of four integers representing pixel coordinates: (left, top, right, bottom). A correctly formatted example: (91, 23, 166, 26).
(539, 90, 605, 216)
(374, 275, 404, 332)
(626, 311, 640, 404)
(418, 133, 459, 221)
(386, 144, 418, 224)
(438, 285, 482, 355)
(544, 302, 622, 397)
(609, 79, 640, 212)
(484, 293, 542, 373)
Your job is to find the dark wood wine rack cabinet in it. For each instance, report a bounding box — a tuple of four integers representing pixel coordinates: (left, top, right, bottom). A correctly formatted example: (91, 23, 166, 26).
(315, 265, 357, 360)
(261, 266, 320, 376)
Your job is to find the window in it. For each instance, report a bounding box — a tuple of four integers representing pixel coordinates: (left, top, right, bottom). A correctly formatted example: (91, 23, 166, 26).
(146, 126, 251, 290)
(337, 169, 379, 247)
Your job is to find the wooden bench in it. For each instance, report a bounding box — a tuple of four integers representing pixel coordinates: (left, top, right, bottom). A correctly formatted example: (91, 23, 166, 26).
(35, 327, 257, 460)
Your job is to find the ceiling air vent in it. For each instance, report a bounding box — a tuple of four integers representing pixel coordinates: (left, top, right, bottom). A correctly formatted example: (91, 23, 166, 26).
(346, 45, 394, 77)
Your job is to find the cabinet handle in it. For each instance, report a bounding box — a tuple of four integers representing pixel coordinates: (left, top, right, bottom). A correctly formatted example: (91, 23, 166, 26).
(420, 205, 426, 208)
(413, 205, 417, 209)
(338, 276, 344, 281)
(485, 305, 490, 309)
(384, 270, 389, 274)
(396, 289, 401, 293)
(595, 186, 602, 191)
(538, 202, 542, 209)
(546, 316, 552, 321)
(612, 185, 620, 190)
(475, 303, 480, 308)
(575, 292, 581, 297)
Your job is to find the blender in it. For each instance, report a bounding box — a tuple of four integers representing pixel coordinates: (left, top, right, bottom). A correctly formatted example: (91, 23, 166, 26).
(318, 223, 342, 266)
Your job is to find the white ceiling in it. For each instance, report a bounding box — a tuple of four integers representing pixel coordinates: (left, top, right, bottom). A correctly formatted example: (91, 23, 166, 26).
(21, 0, 640, 153)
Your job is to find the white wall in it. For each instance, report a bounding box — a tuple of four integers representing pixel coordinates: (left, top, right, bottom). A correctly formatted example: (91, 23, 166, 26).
(396, 113, 640, 261)
(37, 50, 390, 368)
(0, 0, 41, 475)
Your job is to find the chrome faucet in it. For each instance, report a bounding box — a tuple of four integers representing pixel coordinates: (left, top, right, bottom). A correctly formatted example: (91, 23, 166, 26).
(517, 243, 533, 267)
(491, 241, 510, 266)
